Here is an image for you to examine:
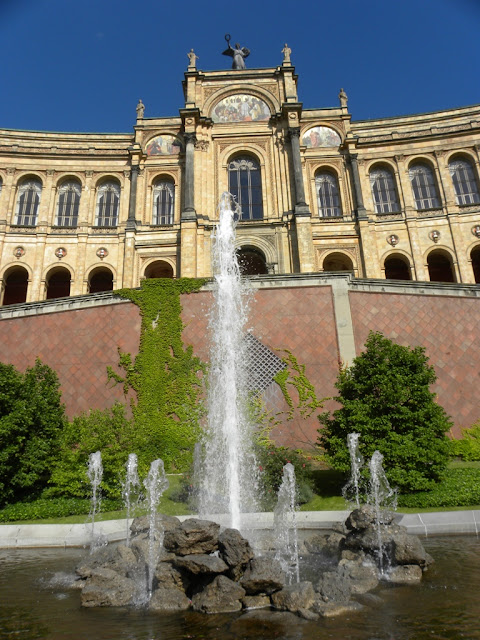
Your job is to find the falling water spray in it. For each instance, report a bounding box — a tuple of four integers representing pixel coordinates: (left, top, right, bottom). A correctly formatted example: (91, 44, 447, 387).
(368, 450, 397, 576)
(87, 451, 103, 552)
(198, 193, 259, 531)
(343, 433, 364, 508)
(143, 459, 169, 600)
(122, 453, 140, 547)
(273, 463, 300, 585)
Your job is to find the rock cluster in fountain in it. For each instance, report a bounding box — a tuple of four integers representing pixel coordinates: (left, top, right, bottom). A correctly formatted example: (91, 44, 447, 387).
(74, 506, 433, 618)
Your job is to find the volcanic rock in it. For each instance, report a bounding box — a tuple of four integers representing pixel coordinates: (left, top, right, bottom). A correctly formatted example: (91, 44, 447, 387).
(191, 575, 245, 613)
(163, 518, 220, 555)
(271, 581, 316, 613)
(240, 557, 285, 595)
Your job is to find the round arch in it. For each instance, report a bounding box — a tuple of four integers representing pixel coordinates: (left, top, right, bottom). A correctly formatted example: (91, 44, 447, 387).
(205, 86, 279, 120)
(322, 251, 354, 272)
(470, 245, 480, 283)
(45, 266, 72, 299)
(143, 259, 175, 279)
(384, 253, 411, 280)
(300, 122, 344, 146)
(55, 173, 85, 189)
(236, 246, 268, 276)
(426, 248, 456, 283)
(1, 265, 29, 305)
(88, 266, 114, 293)
(445, 149, 478, 165)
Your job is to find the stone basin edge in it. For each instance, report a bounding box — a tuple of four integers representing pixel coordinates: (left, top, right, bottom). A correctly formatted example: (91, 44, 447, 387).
(0, 510, 479, 548)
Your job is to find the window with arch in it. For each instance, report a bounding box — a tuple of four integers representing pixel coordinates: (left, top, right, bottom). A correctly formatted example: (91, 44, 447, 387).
(384, 255, 411, 280)
(2, 266, 29, 305)
(448, 158, 480, 206)
(228, 155, 263, 220)
(315, 171, 341, 217)
(369, 167, 400, 214)
(408, 163, 440, 210)
(95, 181, 120, 227)
(56, 180, 81, 227)
(15, 178, 42, 226)
(152, 179, 175, 225)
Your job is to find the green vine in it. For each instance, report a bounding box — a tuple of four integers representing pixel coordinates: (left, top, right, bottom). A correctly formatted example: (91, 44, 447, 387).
(274, 350, 327, 420)
(108, 278, 207, 474)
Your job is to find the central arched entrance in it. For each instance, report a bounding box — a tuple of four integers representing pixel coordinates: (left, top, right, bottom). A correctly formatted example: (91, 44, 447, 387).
(236, 247, 268, 276)
(144, 260, 174, 279)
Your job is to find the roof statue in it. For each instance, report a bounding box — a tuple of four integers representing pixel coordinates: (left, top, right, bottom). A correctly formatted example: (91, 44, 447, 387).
(136, 99, 145, 119)
(222, 34, 250, 70)
(339, 88, 348, 108)
(282, 43, 292, 65)
(187, 48, 199, 70)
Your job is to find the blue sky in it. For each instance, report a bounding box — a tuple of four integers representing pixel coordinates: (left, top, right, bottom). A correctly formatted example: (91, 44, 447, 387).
(1, 0, 479, 133)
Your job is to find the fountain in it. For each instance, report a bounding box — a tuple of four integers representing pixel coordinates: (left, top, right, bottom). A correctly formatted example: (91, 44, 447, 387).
(367, 450, 397, 575)
(198, 192, 259, 531)
(273, 463, 300, 585)
(143, 458, 169, 599)
(87, 451, 103, 551)
(122, 453, 140, 547)
(343, 432, 364, 508)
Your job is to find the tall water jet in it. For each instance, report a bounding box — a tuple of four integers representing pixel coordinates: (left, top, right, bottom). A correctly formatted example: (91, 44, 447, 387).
(368, 450, 397, 576)
(87, 451, 103, 551)
(273, 463, 300, 585)
(198, 193, 259, 531)
(122, 453, 140, 547)
(343, 433, 364, 508)
(143, 458, 169, 599)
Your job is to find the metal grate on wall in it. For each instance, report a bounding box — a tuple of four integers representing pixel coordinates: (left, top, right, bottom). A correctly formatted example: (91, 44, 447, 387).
(244, 332, 286, 393)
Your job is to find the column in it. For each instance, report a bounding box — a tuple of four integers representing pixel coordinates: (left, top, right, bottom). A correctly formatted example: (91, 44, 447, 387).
(182, 132, 196, 220)
(288, 128, 308, 213)
(127, 165, 139, 228)
(349, 154, 368, 276)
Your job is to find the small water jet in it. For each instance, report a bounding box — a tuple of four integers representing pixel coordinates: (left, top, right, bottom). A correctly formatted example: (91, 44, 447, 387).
(342, 432, 364, 508)
(198, 193, 259, 531)
(368, 450, 397, 575)
(273, 463, 300, 585)
(87, 451, 103, 551)
(143, 458, 169, 599)
(122, 453, 140, 547)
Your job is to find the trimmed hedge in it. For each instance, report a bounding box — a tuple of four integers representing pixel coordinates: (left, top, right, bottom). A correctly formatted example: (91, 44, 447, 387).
(0, 497, 122, 523)
(398, 467, 480, 509)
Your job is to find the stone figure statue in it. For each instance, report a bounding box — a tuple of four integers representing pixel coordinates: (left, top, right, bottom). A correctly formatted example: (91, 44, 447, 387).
(187, 48, 199, 69)
(282, 43, 291, 64)
(222, 34, 250, 70)
(136, 99, 145, 119)
(339, 88, 348, 108)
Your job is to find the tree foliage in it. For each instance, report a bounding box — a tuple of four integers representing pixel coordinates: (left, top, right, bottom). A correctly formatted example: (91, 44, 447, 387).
(0, 359, 66, 505)
(318, 332, 451, 493)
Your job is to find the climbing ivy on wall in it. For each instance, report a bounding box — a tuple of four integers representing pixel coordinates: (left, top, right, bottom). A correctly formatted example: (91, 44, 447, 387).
(108, 278, 207, 474)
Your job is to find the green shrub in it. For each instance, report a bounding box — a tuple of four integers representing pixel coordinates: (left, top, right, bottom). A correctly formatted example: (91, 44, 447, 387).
(398, 467, 480, 508)
(0, 359, 66, 506)
(448, 421, 480, 461)
(255, 445, 314, 509)
(47, 403, 134, 500)
(0, 497, 122, 523)
(318, 332, 451, 493)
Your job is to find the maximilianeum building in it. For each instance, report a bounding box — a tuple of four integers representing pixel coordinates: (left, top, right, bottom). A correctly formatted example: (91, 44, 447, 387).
(1, 48, 480, 305)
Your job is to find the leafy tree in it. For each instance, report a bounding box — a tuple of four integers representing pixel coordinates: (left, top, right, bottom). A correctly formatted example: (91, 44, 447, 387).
(0, 359, 66, 505)
(47, 403, 134, 500)
(318, 332, 451, 493)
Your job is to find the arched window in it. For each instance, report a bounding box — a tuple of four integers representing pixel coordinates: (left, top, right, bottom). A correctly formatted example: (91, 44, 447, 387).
(88, 267, 113, 293)
(2, 267, 28, 305)
(144, 260, 174, 279)
(315, 171, 341, 218)
(15, 178, 42, 226)
(237, 247, 268, 276)
(228, 155, 263, 220)
(323, 252, 353, 272)
(384, 255, 411, 280)
(56, 180, 81, 227)
(370, 167, 400, 214)
(449, 158, 480, 206)
(95, 181, 119, 227)
(46, 267, 71, 299)
(427, 250, 455, 283)
(409, 163, 440, 210)
(152, 179, 175, 225)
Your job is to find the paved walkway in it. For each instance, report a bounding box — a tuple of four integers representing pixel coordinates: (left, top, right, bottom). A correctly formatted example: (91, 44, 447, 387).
(1, 509, 479, 548)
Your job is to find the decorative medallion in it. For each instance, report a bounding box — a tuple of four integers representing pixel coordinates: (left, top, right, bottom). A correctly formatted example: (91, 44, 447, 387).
(472, 225, 480, 238)
(55, 247, 67, 259)
(96, 247, 108, 260)
(387, 234, 399, 246)
(211, 94, 270, 123)
(145, 135, 183, 156)
(429, 230, 440, 243)
(13, 246, 25, 259)
(302, 126, 341, 148)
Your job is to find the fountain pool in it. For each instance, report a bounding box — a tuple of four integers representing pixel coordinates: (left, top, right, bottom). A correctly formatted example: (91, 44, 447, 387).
(2, 535, 479, 639)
